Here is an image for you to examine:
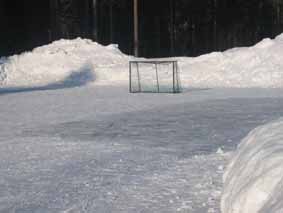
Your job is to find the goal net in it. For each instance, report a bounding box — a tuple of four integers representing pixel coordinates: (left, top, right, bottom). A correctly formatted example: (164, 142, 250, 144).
(129, 60, 181, 93)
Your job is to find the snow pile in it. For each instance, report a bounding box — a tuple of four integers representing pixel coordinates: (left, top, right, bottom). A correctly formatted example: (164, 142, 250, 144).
(221, 118, 283, 213)
(0, 38, 129, 88)
(179, 34, 283, 88)
(2, 34, 283, 88)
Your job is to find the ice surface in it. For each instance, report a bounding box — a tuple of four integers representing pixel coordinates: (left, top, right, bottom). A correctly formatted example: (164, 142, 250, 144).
(1, 86, 283, 212)
(1, 34, 283, 212)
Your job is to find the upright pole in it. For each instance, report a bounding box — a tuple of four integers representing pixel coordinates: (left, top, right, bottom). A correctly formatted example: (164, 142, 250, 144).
(92, 0, 98, 41)
(173, 62, 175, 93)
(137, 63, 141, 92)
(129, 62, 132, 92)
(155, 63, 160, 92)
(170, 0, 175, 56)
(83, 0, 90, 37)
(49, 0, 57, 40)
(134, 0, 139, 57)
(213, 0, 217, 50)
(110, 1, 114, 43)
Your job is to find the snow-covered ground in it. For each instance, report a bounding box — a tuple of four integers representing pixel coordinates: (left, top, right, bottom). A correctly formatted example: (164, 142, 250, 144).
(221, 118, 283, 213)
(1, 35, 283, 212)
(2, 86, 283, 213)
(2, 34, 283, 89)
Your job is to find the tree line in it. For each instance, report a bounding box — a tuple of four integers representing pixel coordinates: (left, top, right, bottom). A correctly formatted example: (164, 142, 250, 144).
(97, 0, 283, 57)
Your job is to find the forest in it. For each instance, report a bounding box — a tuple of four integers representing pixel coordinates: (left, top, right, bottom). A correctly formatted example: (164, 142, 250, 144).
(1, 0, 283, 57)
(97, 0, 283, 57)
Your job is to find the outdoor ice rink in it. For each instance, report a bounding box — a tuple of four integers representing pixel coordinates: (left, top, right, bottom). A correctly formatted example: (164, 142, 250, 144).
(1, 86, 283, 212)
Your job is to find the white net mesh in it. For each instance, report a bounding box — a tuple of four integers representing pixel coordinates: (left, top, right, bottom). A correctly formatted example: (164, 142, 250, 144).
(130, 61, 181, 93)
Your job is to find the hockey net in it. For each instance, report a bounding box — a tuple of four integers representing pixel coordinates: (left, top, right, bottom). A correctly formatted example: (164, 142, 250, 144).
(129, 60, 181, 93)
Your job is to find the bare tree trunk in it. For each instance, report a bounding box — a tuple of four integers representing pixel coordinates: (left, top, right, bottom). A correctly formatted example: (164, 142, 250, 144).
(213, 0, 217, 50)
(49, 0, 58, 40)
(92, 0, 98, 41)
(134, 0, 139, 57)
(170, 0, 175, 56)
(109, 1, 114, 43)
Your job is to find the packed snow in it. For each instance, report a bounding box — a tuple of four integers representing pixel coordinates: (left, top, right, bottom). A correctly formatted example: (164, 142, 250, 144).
(2, 34, 283, 88)
(1, 34, 283, 212)
(0, 38, 129, 88)
(221, 118, 283, 213)
(179, 35, 283, 88)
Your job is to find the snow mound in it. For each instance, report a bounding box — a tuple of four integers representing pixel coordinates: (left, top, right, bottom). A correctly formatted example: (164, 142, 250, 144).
(179, 34, 283, 88)
(2, 34, 283, 88)
(0, 38, 129, 88)
(221, 118, 283, 213)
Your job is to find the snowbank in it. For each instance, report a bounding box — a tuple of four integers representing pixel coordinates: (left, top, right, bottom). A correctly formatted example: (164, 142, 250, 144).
(221, 118, 283, 213)
(179, 34, 283, 88)
(0, 38, 129, 88)
(2, 34, 283, 88)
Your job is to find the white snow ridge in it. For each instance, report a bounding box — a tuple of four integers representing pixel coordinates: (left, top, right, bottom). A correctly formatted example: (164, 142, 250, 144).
(0, 38, 129, 88)
(2, 34, 283, 89)
(179, 34, 283, 88)
(221, 118, 283, 213)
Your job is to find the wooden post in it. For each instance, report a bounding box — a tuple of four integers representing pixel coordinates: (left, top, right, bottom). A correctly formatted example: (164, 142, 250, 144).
(134, 0, 139, 57)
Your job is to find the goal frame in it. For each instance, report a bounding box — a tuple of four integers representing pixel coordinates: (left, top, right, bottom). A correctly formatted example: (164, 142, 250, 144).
(129, 60, 181, 93)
